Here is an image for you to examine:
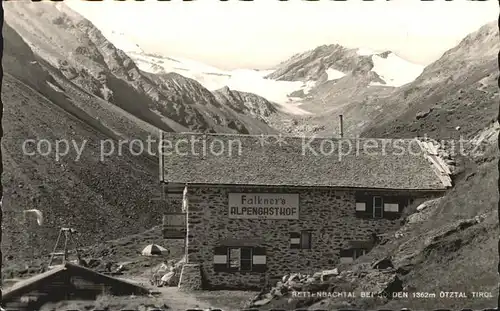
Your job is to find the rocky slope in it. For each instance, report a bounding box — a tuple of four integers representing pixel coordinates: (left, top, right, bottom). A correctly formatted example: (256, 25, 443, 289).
(353, 23, 499, 309)
(4, 2, 279, 135)
(266, 44, 376, 83)
(362, 21, 499, 140)
(144, 72, 278, 133)
(2, 22, 168, 265)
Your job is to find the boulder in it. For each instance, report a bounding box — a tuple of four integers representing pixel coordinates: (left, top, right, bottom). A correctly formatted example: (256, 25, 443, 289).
(372, 257, 394, 270)
(416, 202, 427, 212)
(87, 258, 101, 268)
(286, 280, 302, 290)
(407, 212, 428, 224)
(305, 277, 316, 284)
(359, 271, 403, 297)
(270, 286, 285, 297)
(282, 274, 289, 283)
(312, 271, 323, 280)
(288, 273, 300, 283)
(252, 294, 273, 306)
(416, 109, 431, 120)
(320, 268, 339, 282)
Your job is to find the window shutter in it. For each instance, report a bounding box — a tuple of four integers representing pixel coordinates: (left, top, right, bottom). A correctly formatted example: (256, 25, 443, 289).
(213, 246, 228, 272)
(355, 194, 372, 218)
(355, 202, 366, 211)
(300, 231, 312, 249)
(290, 232, 300, 249)
(384, 203, 399, 213)
(252, 247, 267, 273)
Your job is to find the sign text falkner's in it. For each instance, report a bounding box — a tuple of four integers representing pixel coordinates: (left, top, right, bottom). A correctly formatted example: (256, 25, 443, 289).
(228, 193, 299, 220)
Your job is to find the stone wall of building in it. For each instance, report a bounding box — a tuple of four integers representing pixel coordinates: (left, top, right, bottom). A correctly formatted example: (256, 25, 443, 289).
(184, 186, 435, 289)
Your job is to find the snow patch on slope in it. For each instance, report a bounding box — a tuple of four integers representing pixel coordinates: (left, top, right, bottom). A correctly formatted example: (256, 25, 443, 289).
(326, 68, 346, 81)
(130, 52, 231, 89)
(370, 53, 424, 87)
(168, 56, 227, 75)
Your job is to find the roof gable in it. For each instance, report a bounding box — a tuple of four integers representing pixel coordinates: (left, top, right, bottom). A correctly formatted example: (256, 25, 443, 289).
(2, 263, 150, 302)
(160, 133, 451, 190)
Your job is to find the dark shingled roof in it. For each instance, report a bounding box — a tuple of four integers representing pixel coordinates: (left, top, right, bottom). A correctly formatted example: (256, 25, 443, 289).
(160, 132, 450, 191)
(2, 263, 149, 302)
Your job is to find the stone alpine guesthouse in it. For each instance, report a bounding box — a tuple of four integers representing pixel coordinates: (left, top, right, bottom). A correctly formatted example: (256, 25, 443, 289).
(159, 132, 452, 290)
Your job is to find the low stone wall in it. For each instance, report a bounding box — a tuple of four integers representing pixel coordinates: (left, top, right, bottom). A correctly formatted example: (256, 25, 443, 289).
(178, 263, 202, 291)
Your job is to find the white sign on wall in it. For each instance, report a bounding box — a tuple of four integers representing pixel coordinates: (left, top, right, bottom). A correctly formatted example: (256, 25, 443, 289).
(228, 193, 299, 220)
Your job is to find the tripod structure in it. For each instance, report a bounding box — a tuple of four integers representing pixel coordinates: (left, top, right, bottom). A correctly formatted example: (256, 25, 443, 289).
(48, 227, 83, 268)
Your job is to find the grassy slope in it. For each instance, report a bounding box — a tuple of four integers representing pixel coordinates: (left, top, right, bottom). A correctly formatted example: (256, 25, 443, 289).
(354, 148, 497, 310)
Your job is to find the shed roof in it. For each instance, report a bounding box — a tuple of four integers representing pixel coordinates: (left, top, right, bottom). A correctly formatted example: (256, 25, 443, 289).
(2, 263, 149, 302)
(160, 132, 451, 191)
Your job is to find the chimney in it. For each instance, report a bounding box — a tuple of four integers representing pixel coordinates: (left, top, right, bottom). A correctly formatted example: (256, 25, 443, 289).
(339, 115, 344, 138)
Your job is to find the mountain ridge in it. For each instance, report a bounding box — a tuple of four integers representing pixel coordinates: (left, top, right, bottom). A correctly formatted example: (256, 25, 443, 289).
(5, 2, 279, 135)
(264, 43, 424, 88)
(361, 21, 498, 140)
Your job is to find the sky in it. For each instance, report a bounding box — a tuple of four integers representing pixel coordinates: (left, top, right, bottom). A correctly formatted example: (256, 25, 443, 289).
(67, 0, 498, 70)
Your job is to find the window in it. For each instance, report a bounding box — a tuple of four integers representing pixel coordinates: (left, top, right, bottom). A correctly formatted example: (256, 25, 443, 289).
(213, 246, 266, 273)
(290, 231, 312, 249)
(355, 193, 407, 219)
(355, 202, 366, 211)
(339, 249, 354, 264)
(228, 247, 252, 272)
(384, 203, 399, 213)
(373, 196, 383, 218)
(300, 231, 312, 249)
